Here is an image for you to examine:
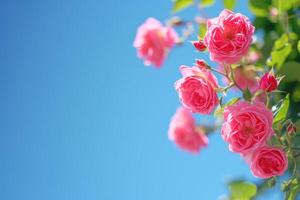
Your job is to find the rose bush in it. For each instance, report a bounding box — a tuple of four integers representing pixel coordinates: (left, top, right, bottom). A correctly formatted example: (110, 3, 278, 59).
(135, 1, 300, 199)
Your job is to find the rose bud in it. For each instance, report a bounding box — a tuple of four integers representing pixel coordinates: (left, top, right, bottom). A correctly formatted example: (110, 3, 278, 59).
(195, 59, 208, 69)
(192, 40, 207, 52)
(259, 73, 278, 92)
(287, 122, 297, 135)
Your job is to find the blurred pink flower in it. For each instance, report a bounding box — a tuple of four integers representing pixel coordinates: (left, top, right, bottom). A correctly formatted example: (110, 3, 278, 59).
(222, 101, 274, 154)
(234, 66, 259, 93)
(133, 18, 179, 67)
(175, 65, 219, 114)
(204, 9, 254, 64)
(168, 107, 208, 153)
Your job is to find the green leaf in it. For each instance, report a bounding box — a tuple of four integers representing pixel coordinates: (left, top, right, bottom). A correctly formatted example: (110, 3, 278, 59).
(268, 34, 292, 68)
(278, 62, 300, 82)
(284, 178, 300, 200)
(200, 0, 215, 7)
(223, 0, 236, 10)
(274, 94, 290, 124)
(248, 0, 270, 17)
(214, 97, 240, 117)
(229, 181, 257, 200)
(172, 0, 194, 13)
(243, 88, 252, 101)
(297, 41, 300, 53)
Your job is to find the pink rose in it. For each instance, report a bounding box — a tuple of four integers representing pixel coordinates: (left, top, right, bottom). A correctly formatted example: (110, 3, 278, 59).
(175, 65, 219, 114)
(221, 101, 274, 153)
(248, 146, 288, 179)
(204, 9, 254, 64)
(259, 73, 278, 92)
(168, 107, 208, 153)
(133, 18, 179, 67)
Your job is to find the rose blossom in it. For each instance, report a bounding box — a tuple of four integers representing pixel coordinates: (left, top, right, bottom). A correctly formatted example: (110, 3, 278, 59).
(221, 101, 274, 153)
(133, 18, 179, 67)
(259, 73, 278, 92)
(168, 107, 208, 153)
(175, 65, 219, 114)
(248, 146, 288, 179)
(204, 9, 255, 64)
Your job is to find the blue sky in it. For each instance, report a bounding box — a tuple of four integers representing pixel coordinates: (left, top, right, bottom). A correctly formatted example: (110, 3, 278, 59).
(0, 0, 281, 199)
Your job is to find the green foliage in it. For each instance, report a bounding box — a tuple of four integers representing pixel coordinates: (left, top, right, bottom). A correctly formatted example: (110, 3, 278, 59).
(273, 0, 300, 13)
(267, 177, 277, 187)
(268, 34, 292, 68)
(198, 23, 207, 38)
(283, 178, 300, 200)
(229, 180, 257, 200)
(248, 0, 270, 17)
(200, 0, 215, 7)
(223, 0, 236, 10)
(172, 0, 194, 13)
(297, 41, 300, 53)
(242, 88, 252, 101)
(214, 97, 240, 117)
(278, 62, 300, 82)
(274, 94, 290, 124)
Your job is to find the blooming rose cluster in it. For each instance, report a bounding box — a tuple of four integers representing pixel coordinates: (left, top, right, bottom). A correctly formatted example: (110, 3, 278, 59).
(222, 101, 287, 178)
(133, 18, 179, 67)
(135, 10, 288, 179)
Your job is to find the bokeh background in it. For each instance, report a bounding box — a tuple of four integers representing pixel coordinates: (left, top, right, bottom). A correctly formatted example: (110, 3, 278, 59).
(0, 0, 281, 199)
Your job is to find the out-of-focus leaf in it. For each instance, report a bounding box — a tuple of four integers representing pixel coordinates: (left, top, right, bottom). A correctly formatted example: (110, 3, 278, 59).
(273, 0, 293, 12)
(248, 0, 270, 17)
(198, 23, 207, 38)
(223, 0, 236, 10)
(297, 40, 300, 53)
(172, 0, 194, 13)
(229, 180, 257, 200)
(278, 62, 300, 82)
(200, 0, 215, 7)
(292, 84, 300, 102)
(273, 94, 290, 124)
(268, 34, 292, 68)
